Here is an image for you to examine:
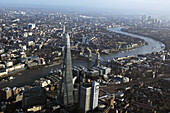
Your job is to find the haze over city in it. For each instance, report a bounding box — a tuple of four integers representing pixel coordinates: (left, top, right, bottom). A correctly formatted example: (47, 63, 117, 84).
(0, 0, 170, 16)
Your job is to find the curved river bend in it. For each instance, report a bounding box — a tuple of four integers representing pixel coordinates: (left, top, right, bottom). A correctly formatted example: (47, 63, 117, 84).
(101, 27, 165, 60)
(0, 27, 165, 89)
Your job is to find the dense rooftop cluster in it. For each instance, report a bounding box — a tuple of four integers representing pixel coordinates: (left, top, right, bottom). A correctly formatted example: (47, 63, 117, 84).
(0, 8, 170, 113)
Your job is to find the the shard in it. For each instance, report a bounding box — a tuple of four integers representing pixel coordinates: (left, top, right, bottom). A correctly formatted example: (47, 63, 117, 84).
(59, 33, 74, 106)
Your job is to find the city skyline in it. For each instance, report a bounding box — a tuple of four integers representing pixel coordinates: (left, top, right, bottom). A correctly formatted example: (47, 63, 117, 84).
(0, 3, 170, 112)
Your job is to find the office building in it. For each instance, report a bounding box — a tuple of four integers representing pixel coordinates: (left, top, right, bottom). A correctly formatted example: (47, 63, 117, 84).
(22, 87, 46, 109)
(59, 33, 74, 105)
(80, 81, 99, 113)
(91, 81, 99, 109)
(80, 85, 92, 113)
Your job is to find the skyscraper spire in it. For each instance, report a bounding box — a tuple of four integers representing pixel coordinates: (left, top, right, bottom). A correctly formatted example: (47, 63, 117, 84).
(59, 33, 74, 105)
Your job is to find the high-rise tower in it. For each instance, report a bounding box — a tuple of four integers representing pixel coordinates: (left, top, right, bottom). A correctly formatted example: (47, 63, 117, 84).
(63, 25, 65, 34)
(59, 33, 74, 106)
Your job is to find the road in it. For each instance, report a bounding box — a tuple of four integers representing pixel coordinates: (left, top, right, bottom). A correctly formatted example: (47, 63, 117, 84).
(101, 74, 170, 94)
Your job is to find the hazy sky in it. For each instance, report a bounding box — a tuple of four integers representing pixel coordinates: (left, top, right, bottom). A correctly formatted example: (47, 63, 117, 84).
(0, 0, 170, 15)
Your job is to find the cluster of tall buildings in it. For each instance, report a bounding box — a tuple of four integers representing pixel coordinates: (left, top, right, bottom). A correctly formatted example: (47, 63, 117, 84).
(141, 15, 162, 25)
(58, 33, 100, 112)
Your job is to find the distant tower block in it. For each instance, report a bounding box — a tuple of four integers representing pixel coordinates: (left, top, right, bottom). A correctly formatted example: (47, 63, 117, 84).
(63, 25, 66, 34)
(59, 33, 74, 105)
(87, 47, 92, 61)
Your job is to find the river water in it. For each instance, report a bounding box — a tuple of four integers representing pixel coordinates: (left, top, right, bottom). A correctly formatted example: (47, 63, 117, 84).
(0, 27, 165, 89)
(102, 27, 165, 60)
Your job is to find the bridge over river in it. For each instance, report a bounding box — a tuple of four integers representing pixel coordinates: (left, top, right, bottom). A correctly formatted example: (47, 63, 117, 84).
(0, 27, 165, 89)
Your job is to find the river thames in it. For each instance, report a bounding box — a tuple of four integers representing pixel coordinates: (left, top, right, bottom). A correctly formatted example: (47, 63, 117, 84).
(0, 27, 165, 89)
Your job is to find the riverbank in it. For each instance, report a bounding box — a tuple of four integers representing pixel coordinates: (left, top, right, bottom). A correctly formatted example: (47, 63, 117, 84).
(0, 61, 61, 82)
(121, 27, 168, 51)
(0, 27, 165, 89)
(101, 27, 165, 60)
(0, 68, 26, 81)
(0, 57, 92, 89)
